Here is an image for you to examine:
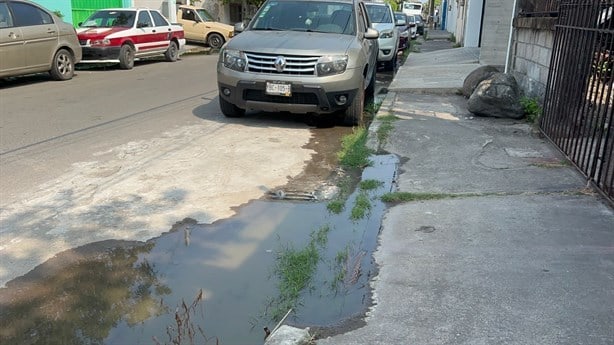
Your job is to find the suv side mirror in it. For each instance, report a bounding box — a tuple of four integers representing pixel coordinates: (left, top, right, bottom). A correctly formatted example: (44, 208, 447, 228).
(234, 22, 245, 33)
(364, 27, 378, 39)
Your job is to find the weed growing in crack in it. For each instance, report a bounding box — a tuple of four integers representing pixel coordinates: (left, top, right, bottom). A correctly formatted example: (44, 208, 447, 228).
(376, 114, 398, 147)
(381, 192, 454, 203)
(268, 225, 330, 321)
(350, 192, 372, 221)
(338, 127, 373, 169)
(359, 179, 384, 191)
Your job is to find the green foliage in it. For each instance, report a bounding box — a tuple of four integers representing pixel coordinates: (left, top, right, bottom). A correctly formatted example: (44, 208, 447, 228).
(376, 115, 398, 147)
(338, 127, 373, 168)
(520, 96, 542, 123)
(311, 225, 331, 247)
(326, 200, 344, 214)
(350, 192, 371, 220)
(384, 0, 399, 11)
(271, 225, 330, 320)
(53, 10, 64, 18)
(381, 192, 451, 203)
(359, 179, 384, 191)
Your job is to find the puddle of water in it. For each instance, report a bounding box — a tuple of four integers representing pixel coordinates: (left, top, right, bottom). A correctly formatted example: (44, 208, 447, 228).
(0, 155, 398, 345)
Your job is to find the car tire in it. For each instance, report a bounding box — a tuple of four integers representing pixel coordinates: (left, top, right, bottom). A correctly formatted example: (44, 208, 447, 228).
(385, 53, 397, 72)
(219, 94, 245, 118)
(365, 65, 376, 103)
(207, 33, 225, 50)
(340, 80, 364, 126)
(119, 44, 135, 70)
(49, 49, 75, 81)
(165, 41, 179, 62)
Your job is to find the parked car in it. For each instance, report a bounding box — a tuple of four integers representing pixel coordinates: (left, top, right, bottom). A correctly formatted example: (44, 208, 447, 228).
(217, 0, 379, 126)
(414, 14, 425, 36)
(365, 2, 399, 71)
(406, 14, 418, 39)
(76, 8, 185, 69)
(394, 12, 410, 51)
(0, 0, 82, 80)
(177, 5, 233, 49)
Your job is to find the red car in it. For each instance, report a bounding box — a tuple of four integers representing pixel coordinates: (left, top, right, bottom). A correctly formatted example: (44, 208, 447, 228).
(77, 8, 185, 69)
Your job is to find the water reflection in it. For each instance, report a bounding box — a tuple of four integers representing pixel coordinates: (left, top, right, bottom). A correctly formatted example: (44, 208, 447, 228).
(0, 241, 168, 344)
(0, 155, 398, 345)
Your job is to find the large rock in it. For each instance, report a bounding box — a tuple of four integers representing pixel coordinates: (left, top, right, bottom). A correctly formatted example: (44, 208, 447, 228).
(468, 73, 525, 119)
(462, 65, 501, 97)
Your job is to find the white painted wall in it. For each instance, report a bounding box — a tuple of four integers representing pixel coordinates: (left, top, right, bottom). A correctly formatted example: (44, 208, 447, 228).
(479, 0, 515, 65)
(463, 0, 482, 47)
(445, 0, 458, 35)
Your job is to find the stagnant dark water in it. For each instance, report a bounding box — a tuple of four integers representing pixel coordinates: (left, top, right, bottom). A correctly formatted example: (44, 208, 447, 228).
(0, 155, 398, 345)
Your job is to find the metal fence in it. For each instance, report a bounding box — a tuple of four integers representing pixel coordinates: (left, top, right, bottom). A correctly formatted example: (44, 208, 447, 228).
(542, 0, 614, 201)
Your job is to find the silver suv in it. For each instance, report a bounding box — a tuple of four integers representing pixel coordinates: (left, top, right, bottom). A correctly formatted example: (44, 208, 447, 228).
(216, 0, 379, 125)
(365, 2, 399, 71)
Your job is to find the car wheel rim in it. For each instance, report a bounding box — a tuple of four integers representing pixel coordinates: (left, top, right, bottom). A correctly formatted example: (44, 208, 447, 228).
(58, 54, 72, 75)
(211, 37, 221, 48)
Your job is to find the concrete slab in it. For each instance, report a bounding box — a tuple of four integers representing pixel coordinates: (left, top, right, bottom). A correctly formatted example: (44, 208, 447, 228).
(389, 64, 481, 93)
(380, 93, 586, 194)
(318, 194, 614, 345)
(315, 29, 614, 345)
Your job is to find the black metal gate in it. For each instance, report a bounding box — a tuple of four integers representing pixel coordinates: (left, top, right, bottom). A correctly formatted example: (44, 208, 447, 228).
(542, 0, 614, 201)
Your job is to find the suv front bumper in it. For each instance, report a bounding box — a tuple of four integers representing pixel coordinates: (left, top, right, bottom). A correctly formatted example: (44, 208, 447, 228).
(217, 66, 363, 115)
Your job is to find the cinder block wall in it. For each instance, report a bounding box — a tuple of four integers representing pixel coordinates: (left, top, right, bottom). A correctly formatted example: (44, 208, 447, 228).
(509, 17, 556, 102)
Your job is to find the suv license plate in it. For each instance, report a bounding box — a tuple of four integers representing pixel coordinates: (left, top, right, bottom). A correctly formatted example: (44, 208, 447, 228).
(266, 82, 291, 97)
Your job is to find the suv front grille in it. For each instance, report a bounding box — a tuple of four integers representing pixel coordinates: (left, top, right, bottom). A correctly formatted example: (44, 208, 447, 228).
(245, 52, 320, 75)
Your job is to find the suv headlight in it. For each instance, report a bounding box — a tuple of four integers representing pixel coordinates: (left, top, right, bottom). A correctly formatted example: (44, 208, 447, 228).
(222, 49, 246, 72)
(316, 55, 348, 76)
(379, 30, 393, 39)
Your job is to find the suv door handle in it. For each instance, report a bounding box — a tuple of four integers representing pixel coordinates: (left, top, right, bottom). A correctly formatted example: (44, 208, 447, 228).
(47, 30, 56, 34)
(8, 32, 18, 39)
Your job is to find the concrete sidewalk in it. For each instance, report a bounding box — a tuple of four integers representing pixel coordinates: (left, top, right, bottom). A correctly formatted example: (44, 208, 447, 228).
(317, 30, 614, 345)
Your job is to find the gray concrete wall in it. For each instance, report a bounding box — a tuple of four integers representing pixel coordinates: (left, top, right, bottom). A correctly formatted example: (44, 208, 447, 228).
(479, 0, 514, 66)
(509, 17, 556, 102)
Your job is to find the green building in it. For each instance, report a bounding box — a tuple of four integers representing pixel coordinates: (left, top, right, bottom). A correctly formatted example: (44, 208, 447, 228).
(32, 0, 132, 26)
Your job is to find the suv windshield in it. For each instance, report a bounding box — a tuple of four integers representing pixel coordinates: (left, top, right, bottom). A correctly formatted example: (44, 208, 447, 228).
(81, 10, 135, 28)
(365, 4, 392, 24)
(250, 0, 355, 35)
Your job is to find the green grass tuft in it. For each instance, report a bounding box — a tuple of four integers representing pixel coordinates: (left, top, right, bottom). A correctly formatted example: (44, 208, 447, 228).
(381, 192, 453, 203)
(326, 200, 345, 214)
(338, 127, 373, 168)
(350, 192, 372, 220)
(360, 179, 384, 190)
(376, 115, 398, 146)
(520, 96, 543, 124)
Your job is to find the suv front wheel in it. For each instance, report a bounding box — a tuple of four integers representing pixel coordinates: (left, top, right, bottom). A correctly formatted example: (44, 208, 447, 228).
(340, 80, 365, 126)
(219, 95, 245, 117)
